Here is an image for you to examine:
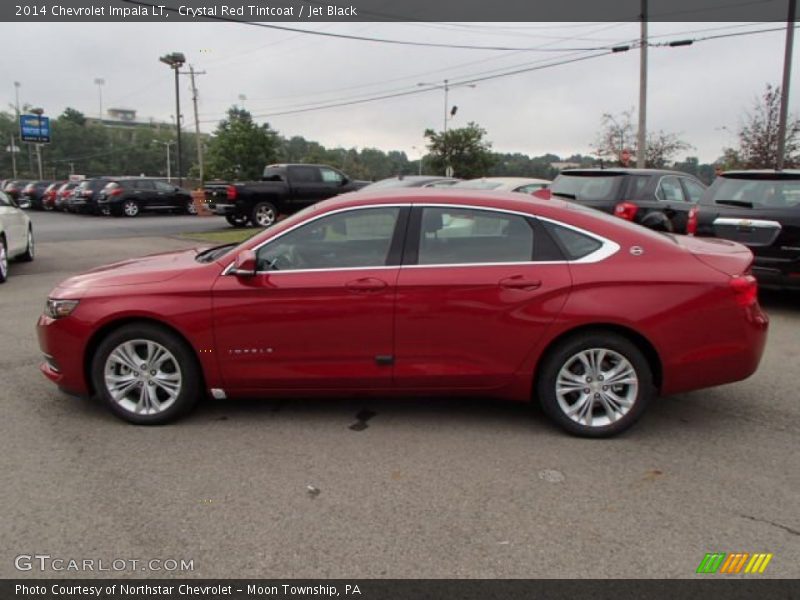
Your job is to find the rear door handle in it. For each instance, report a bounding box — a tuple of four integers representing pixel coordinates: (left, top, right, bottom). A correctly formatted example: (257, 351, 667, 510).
(499, 276, 542, 291)
(346, 277, 387, 293)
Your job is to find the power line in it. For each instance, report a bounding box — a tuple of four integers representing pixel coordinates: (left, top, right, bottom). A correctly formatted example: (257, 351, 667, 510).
(121, 1, 627, 52)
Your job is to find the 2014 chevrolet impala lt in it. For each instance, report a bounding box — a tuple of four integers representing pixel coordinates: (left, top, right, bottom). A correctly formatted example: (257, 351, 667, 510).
(37, 190, 768, 437)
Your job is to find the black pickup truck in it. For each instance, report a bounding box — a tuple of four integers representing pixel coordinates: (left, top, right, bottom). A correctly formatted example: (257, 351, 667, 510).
(205, 163, 369, 227)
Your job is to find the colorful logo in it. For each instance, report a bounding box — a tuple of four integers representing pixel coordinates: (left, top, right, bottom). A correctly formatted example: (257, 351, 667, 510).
(696, 552, 773, 574)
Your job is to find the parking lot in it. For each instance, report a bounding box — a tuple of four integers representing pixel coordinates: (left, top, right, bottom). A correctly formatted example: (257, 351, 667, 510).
(1, 212, 799, 579)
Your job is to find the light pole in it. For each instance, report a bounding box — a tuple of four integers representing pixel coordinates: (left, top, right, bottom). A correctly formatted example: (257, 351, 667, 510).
(412, 145, 423, 175)
(94, 78, 105, 120)
(154, 140, 175, 182)
(417, 79, 477, 176)
(30, 107, 44, 180)
(13, 81, 20, 117)
(159, 52, 186, 186)
(238, 93, 247, 109)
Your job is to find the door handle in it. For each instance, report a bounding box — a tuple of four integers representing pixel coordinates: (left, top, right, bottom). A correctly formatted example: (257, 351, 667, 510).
(499, 276, 542, 291)
(345, 277, 387, 293)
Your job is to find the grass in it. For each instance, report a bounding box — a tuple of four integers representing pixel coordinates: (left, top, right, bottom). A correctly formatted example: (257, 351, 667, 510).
(179, 228, 262, 245)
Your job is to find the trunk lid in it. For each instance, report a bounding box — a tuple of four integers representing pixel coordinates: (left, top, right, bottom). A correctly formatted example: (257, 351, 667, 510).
(671, 234, 754, 276)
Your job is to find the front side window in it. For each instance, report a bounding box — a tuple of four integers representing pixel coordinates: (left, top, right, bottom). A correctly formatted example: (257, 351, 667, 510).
(256, 207, 400, 271)
(133, 180, 155, 191)
(417, 207, 534, 265)
(154, 181, 175, 192)
(320, 168, 344, 184)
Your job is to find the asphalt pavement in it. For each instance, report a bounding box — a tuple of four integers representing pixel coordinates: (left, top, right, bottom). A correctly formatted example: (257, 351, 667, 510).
(0, 215, 798, 579)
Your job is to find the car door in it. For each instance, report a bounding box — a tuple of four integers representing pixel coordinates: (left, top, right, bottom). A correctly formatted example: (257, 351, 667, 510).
(211, 205, 409, 391)
(286, 165, 327, 204)
(0, 192, 27, 254)
(153, 180, 181, 209)
(393, 205, 572, 390)
(131, 180, 156, 209)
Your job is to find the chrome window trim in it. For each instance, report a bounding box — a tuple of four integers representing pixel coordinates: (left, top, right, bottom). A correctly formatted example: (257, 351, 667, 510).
(222, 202, 620, 275)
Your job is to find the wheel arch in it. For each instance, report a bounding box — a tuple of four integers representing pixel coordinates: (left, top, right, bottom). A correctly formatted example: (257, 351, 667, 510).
(533, 323, 663, 394)
(83, 317, 207, 396)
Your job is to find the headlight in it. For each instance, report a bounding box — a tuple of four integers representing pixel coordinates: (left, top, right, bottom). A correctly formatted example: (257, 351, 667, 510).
(45, 299, 80, 319)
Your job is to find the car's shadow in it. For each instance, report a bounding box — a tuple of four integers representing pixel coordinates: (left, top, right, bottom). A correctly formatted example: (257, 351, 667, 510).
(759, 289, 800, 312)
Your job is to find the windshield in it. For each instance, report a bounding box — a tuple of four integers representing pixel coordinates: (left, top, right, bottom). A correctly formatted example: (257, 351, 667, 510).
(551, 173, 625, 202)
(703, 176, 800, 210)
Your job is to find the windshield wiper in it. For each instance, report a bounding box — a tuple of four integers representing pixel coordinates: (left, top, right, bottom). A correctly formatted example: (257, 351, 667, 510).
(195, 243, 237, 263)
(715, 200, 753, 208)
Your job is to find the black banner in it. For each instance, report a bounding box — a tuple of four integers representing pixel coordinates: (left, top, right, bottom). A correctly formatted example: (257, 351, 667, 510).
(3, 580, 800, 600)
(2, 0, 797, 23)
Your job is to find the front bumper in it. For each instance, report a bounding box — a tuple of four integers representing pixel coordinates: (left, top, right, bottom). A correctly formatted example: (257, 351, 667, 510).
(37, 314, 91, 396)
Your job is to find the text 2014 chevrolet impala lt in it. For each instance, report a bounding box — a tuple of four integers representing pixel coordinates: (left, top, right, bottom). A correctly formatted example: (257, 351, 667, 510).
(37, 190, 768, 437)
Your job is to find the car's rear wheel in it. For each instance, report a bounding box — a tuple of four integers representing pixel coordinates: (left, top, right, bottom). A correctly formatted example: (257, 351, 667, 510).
(251, 201, 277, 227)
(122, 200, 140, 217)
(20, 227, 34, 262)
(536, 331, 654, 437)
(0, 236, 8, 284)
(91, 324, 201, 425)
(185, 200, 197, 215)
(225, 213, 249, 228)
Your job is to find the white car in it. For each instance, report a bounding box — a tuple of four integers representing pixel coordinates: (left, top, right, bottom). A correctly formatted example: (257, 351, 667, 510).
(450, 177, 551, 194)
(0, 191, 34, 283)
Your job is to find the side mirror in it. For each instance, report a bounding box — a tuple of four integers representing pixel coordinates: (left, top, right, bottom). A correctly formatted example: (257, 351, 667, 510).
(174, 187, 181, 192)
(340, 177, 349, 186)
(232, 249, 257, 277)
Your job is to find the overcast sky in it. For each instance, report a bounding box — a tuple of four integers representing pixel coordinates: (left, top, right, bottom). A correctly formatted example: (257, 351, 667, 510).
(0, 21, 795, 163)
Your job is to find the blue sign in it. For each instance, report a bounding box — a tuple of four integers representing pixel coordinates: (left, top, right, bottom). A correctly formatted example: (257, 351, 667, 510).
(19, 114, 50, 143)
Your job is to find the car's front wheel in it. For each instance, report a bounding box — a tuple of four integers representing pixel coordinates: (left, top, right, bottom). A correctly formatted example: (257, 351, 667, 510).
(20, 227, 34, 262)
(536, 331, 654, 437)
(0, 236, 8, 284)
(251, 201, 278, 227)
(91, 324, 201, 424)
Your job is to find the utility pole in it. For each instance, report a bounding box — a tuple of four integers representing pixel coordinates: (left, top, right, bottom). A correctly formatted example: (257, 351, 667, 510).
(777, 0, 796, 170)
(186, 65, 207, 185)
(637, 0, 648, 168)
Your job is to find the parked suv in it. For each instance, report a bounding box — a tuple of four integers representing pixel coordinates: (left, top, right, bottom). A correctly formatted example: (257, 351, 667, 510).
(97, 178, 194, 217)
(547, 169, 707, 233)
(694, 169, 800, 290)
(21, 180, 54, 210)
(68, 177, 113, 215)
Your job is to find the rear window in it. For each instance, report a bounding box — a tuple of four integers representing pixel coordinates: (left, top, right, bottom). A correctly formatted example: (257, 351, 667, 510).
(451, 180, 504, 190)
(703, 176, 800, 210)
(550, 173, 626, 202)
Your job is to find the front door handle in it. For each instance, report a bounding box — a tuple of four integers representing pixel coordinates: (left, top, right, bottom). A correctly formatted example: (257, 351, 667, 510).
(345, 277, 387, 293)
(499, 276, 542, 291)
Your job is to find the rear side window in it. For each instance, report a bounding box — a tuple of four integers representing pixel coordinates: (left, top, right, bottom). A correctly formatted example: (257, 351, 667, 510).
(320, 168, 344, 184)
(550, 174, 625, 202)
(417, 207, 534, 265)
(703, 177, 800, 210)
(542, 221, 603, 260)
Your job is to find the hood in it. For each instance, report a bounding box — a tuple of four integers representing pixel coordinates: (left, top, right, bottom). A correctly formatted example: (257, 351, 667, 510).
(53, 247, 209, 296)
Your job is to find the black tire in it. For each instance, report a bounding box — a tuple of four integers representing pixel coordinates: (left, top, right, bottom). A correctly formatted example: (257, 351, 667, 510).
(91, 323, 201, 425)
(121, 199, 140, 217)
(536, 331, 654, 438)
(250, 201, 278, 228)
(0, 236, 8, 284)
(20, 227, 34, 262)
(225, 213, 250, 228)
(184, 200, 198, 215)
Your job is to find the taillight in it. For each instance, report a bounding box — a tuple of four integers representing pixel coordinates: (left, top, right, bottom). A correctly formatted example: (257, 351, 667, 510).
(686, 206, 698, 235)
(614, 201, 639, 221)
(82, 189, 92, 197)
(730, 275, 758, 307)
(24, 184, 34, 193)
(532, 188, 551, 200)
(226, 185, 237, 201)
(110, 187, 123, 197)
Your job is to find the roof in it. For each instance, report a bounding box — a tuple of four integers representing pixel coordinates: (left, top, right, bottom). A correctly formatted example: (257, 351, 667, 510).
(454, 177, 551, 185)
(720, 169, 800, 178)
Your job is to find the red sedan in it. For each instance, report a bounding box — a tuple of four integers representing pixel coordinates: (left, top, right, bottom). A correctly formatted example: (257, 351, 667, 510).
(36, 190, 768, 437)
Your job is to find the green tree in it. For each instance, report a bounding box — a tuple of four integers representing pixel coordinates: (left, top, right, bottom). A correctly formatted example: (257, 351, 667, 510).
(424, 122, 495, 178)
(205, 107, 279, 180)
(723, 83, 800, 169)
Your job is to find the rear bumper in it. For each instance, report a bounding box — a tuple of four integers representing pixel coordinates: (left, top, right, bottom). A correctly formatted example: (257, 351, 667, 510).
(209, 202, 237, 216)
(752, 257, 800, 290)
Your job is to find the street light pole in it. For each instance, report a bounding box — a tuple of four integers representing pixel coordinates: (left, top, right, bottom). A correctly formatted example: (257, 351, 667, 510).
(777, 0, 797, 170)
(417, 79, 476, 177)
(160, 52, 186, 186)
(637, 0, 648, 168)
(94, 78, 105, 120)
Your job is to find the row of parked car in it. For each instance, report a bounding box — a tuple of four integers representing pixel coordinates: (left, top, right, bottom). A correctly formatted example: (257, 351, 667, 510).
(1, 177, 195, 217)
